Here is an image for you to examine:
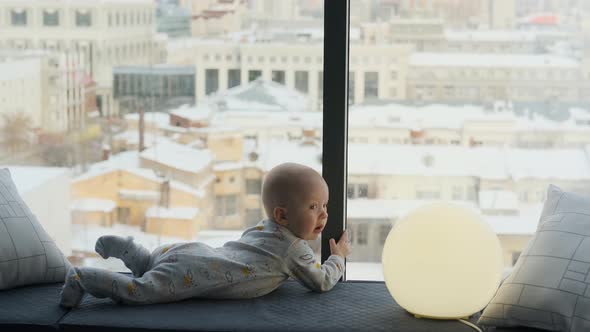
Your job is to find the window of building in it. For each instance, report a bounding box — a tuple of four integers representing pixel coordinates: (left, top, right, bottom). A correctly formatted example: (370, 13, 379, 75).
(356, 224, 368, 245)
(358, 184, 368, 198)
(295, 71, 309, 93)
(272, 70, 285, 85)
(75, 10, 92, 27)
(11, 9, 27, 26)
(452, 186, 462, 200)
(245, 179, 262, 195)
(248, 70, 261, 82)
(205, 69, 219, 95)
(416, 189, 441, 200)
(364, 72, 379, 99)
(227, 69, 241, 89)
(43, 10, 59, 27)
(379, 224, 392, 244)
(215, 195, 239, 217)
(347, 183, 369, 199)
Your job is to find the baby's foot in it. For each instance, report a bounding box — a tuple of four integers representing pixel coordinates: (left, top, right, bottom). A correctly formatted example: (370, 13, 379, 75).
(95, 235, 133, 259)
(59, 267, 84, 308)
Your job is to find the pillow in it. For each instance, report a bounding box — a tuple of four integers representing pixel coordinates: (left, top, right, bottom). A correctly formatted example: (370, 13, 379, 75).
(478, 185, 590, 331)
(0, 168, 71, 290)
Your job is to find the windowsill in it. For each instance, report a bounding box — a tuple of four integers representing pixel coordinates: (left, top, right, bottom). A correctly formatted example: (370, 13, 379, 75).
(0, 280, 491, 332)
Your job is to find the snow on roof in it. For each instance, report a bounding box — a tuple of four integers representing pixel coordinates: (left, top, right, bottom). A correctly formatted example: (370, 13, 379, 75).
(70, 199, 116, 212)
(505, 148, 590, 180)
(348, 144, 507, 179)
(479, 190, 519, 211)
(347, 199, 477, 220)
(347, 198, 541, 235)
(211, 110, 322, 130)
(213, 161, 244, 172)
(252, 139, 322, 173)
(169, 103, 213, 121)
(347, 143, 590, 180)
(145, 206, 199, 220)
(75, 152, 205, 198)
(484, 204, 543, 235)
(347, 199, 426, 220)
(444, 30, 538, 42)
(211, 78, 309, 112)
(114, 130, 173, 147)
(349, 103, 517, 130)
(0, 58, 40, 81)
(5, 166, 69, 194)
(140, 141, 213, 173)
(125, 112, 170, 127)
(410, 53, 579, 68)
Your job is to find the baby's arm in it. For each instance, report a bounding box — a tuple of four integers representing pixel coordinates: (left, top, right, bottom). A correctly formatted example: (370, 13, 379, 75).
(286, 239, 345, 292)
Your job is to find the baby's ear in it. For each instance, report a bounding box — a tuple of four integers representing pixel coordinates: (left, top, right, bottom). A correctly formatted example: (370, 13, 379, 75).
(273, 206, 288, 226)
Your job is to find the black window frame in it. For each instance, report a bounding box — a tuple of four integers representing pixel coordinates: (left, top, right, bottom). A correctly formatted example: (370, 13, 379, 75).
(321, 0, 349, 279)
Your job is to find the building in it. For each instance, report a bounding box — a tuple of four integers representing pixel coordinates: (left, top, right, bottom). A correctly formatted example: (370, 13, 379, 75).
(0, 0, 167, 118)
(71, 155, 213, 239)
(113, 65, 196, 114)
(168, 39, 413, 107)
(0, 50, 87, 135)
(156, 0, 192, 38)
(407, 53, 582, 103)
(188, 0, 246, 37)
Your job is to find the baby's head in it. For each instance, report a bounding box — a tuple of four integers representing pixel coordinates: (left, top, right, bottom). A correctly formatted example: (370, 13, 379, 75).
(262, 162, 329, 240)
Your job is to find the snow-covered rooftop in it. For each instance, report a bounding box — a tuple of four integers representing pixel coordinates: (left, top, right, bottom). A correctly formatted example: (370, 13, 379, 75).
(211, 78, 309, 112)
(348, 144, 590, 180)
(70, 198, 116, 213)
(410, 53, 579, 68)
(5, 166, 69, 194)
(444, 30, 538, 42)
(479, 190, 519, 211)
(347, 198, 541, 235)
(74, 152, 205, 198)
(125, 112, 170, 127)
(145, 206, 199, 220)
(169, 103, 213, 121)
(140, 141, 213, 173)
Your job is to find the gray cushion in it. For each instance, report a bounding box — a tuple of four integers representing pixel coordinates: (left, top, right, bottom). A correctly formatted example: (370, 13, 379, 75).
(0, 168, 71, 290)
(60, 280, 477, 332)
(478, 185, 590, 331)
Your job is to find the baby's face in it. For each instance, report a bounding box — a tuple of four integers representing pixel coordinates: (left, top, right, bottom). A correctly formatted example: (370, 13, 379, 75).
(286, 177, 329, 240)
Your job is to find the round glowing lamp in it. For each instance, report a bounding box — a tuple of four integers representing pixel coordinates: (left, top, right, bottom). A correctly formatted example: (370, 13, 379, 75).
(382, 202, 503, 319)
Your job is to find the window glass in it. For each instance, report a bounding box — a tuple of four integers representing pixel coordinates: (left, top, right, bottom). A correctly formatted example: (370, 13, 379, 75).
(0, 1, 324, 273)
(347, 0, 590, 281)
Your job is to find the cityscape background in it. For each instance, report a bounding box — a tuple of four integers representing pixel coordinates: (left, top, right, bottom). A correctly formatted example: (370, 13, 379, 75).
(1, 0, 590, 280)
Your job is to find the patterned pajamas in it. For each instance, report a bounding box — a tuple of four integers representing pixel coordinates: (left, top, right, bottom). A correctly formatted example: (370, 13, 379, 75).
(60, 219, 345, 307)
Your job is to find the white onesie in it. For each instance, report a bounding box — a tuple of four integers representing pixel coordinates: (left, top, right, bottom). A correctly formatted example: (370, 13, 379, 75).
(60, 219, 345, 306)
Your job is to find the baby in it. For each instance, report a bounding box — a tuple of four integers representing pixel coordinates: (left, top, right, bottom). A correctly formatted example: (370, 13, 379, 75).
(60, 162, 351, 307)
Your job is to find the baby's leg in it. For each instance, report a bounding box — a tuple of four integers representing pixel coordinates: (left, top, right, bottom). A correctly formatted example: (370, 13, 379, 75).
(95, 235, 151, 277)
(60, 266, 168, 306)
(59, 267, 85, 308)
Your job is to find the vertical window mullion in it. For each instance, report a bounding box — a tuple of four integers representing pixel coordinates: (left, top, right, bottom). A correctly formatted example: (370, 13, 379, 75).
(321, 0, 349, 281)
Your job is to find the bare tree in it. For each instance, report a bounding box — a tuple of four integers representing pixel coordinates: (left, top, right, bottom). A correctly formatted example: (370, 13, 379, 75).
(1, 112, 34, 153)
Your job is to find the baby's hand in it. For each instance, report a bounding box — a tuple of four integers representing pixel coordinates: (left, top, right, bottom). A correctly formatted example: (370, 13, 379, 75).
(329, 230, 351, 258)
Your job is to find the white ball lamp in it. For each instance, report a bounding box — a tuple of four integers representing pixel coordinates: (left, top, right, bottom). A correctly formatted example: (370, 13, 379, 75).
(382, 202, 503, 320)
